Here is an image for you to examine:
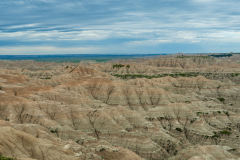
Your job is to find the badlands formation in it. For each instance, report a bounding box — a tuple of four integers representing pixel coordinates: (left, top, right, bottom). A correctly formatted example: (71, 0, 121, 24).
(1, 54, 240, 160)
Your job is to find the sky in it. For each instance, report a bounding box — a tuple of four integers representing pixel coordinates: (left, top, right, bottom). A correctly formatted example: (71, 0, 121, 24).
(0, 0, 240, 55)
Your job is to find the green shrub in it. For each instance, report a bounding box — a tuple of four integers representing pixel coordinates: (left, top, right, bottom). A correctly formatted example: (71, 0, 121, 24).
(176, 56, 210, 59)
(211, 134, 220, 138)
(0, 154, 17, 160)
(176, 128, 182, 132)
(190, 118, 197, 124)
(113, 72, 240, 80)
(40, 77, 51, 79)
(223, 111, 229, 116)
(196, 112, 202, 116)
(100, 148, 105, 152)
(113, 64, 125, 69)
(50, 128, 58, 133)
(220, 130, 232, 135)
(217, 98, 225, 103)
(204, 135, 210, 139)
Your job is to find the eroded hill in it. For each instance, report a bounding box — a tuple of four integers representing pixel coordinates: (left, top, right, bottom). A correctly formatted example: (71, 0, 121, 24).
(1, 55, 240, 160)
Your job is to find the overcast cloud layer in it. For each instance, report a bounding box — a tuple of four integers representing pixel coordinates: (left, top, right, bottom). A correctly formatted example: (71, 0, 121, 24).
(0, 0, 240, 54)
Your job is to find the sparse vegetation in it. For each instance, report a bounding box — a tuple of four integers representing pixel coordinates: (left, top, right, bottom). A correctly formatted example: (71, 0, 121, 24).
(223, 111, 230, 116)
(176, 56, 211, 59)
(219, 130, 232, 136)
(229, 148, 237, 152)
(113, 64, 125, 69)
(113, 72, 240, 80)
(176, 128, 183, 132)
(217, 98, 225, 103)
(196, 112, 202, 116)
(50, 128, 58, 133)
(40, 77, 51, 79)
(0, 155, 17, 160)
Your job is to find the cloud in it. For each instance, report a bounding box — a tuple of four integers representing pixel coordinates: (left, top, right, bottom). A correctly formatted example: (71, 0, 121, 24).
(192, 0, 216, 3)
(0, 46, 103, 55)
(5, 23, 40, 29)
(0, 0, 240, 54)
(0, 30, 111, 41)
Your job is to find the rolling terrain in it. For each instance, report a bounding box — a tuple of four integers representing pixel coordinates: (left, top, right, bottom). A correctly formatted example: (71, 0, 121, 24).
(1, 54, 240, 160)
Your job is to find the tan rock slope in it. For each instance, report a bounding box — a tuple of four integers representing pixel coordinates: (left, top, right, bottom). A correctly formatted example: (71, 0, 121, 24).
(1, 55, 240, 160)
